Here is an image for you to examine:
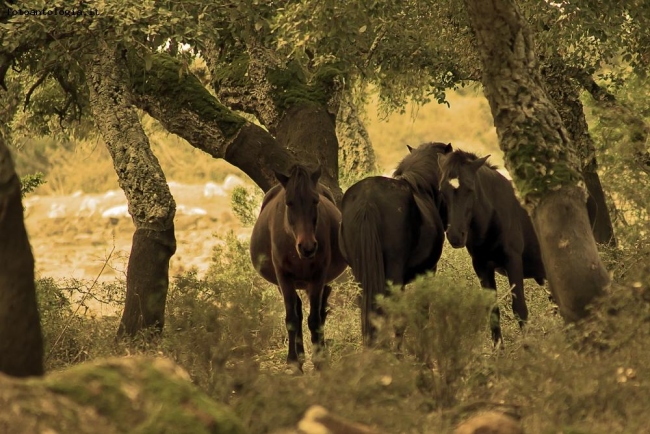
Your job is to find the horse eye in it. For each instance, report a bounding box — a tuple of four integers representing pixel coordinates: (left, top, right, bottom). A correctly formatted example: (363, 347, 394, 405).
(286, 201, 294, 207)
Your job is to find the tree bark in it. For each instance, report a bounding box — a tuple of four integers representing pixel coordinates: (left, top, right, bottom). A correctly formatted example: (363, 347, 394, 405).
(463, 0, 610, 321)
(336, 92, 378, 182)
(127, 53, 298, 193)
(85, 43, 177, 338)
(275, 103, 343, 203)
(201, 43, 344, 199)
(541, 59, 616, 246)
(0, 135, 43, 377)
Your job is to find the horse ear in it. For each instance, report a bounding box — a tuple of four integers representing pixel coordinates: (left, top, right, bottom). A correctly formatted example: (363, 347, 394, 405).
(275, 170, 290, 187)
(407, 144, 414, 153)
(444, 143, 453, 153)
(471, 155, 490, 171)
(310, 165, 322, 184)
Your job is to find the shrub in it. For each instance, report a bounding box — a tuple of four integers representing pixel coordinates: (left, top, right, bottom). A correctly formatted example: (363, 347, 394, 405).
(379, 273, 493, 407)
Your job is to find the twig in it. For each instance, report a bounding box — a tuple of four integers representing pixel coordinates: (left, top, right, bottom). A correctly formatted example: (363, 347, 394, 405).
(46, 246, 115, 362)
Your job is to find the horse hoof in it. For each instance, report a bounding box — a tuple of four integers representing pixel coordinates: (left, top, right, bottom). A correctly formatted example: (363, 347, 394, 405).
(312, 353, 329, 371)
(285, 363, 304, 375)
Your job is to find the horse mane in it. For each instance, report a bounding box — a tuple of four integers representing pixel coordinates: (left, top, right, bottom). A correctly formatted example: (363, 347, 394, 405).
(443, 149, 499, 174)
(393, 142, 448, 199)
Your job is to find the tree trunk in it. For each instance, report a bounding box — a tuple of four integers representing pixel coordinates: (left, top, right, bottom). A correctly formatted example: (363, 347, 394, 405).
(275, 103, 343, 204)
(127, 53, 298, 193)
(541, 58, 616, 246)
(201, 44, 344, 199)
(336, 92, 378, 183)
(0, 136, 43, 377)
(463, 0, 610, 321)
(85, 43, 176, 338)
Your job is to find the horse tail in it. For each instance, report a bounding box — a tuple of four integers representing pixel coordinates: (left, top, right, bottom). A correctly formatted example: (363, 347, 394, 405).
(346, 203, 385, 345)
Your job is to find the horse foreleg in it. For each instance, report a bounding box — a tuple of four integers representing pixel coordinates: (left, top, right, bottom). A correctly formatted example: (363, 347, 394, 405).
(279, 279, 304, 372)
(394, 284, 407, 358)
(505, 258, 528, 328)
(473, 259, 501, 347)
(307, 283, 331, 370)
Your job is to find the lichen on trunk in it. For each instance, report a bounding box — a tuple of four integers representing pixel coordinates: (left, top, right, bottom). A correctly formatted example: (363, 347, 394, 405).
(336, 92, 378, 184)
(85, 42, 177, 337)
(463, 0, 610, 321)
(127, 52, 298, 192)
(541, 58, 616, 246)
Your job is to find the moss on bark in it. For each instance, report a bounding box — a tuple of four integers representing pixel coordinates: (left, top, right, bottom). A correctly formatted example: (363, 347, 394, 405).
(0, 356, 247, 433)
(127, 53, 246, 140)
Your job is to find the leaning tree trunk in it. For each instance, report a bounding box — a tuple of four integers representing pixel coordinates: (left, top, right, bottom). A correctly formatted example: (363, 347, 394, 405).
(541, 58, 616, 246)
(85, 42, 177, 338)
(127, 53, 297, 193)
(0, 135, 43, 377)
(463, 0, 610, 321)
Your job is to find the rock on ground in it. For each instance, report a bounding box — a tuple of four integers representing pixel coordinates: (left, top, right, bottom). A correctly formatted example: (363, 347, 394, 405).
(454, 411, 523, 434)
(0, 356, 247, 434)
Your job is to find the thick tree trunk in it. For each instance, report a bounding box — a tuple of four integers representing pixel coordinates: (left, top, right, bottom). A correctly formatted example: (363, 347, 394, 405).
(275, 103, 343, 204)
(463, 0, 610, 321)
(541, 59, 616, 246)
(336, 93, 378, 181)
(0, 136, 43, 377)
(201, 44, 343, 198)
(85, 43, 176, 337)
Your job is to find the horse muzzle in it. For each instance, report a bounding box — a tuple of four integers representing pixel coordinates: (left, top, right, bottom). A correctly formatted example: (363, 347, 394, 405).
(297, 242, 318, 259)
(446, 232, 466, 249)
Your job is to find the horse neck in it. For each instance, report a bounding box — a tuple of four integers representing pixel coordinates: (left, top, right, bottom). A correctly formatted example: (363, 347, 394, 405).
(472, 170, 495, 225)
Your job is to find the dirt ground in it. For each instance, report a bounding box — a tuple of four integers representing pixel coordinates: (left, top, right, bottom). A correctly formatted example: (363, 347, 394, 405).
(24, 176, 251, 314)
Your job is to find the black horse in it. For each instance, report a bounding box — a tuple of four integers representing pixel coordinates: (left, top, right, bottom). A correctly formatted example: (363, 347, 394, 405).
(339, 142, 449, 345)
(437, 145, 545, 345)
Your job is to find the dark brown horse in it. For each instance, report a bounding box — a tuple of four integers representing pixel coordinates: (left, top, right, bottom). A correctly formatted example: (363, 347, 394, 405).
(250, 165, 347, 371)
(437, 145, 545, 346)
(339, 142, 449, 346)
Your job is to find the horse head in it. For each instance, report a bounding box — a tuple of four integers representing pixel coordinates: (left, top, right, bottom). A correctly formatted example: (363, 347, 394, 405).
(275, 164, 322, 259)
(438, 151, 490, 248)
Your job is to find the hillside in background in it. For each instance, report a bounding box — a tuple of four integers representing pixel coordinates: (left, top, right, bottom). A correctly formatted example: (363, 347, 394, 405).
(365, 87, 502, 172)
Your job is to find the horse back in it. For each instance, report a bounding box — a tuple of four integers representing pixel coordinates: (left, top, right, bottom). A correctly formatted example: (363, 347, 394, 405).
(480, 170, 545, 283)
(341, 177, 443, 284)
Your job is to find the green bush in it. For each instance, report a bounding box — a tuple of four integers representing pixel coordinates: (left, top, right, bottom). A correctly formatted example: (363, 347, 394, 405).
(379, 273, 492, 407)
(230, 186, 264, 227)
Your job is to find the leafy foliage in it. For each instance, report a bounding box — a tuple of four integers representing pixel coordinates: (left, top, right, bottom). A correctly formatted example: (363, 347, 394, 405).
(230, 186, 263, 227)
(20, 172, 45, 197)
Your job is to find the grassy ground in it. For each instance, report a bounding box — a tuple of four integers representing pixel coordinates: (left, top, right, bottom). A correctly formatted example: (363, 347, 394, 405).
(16, 90, 650, 433)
